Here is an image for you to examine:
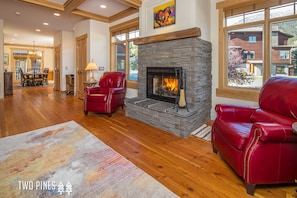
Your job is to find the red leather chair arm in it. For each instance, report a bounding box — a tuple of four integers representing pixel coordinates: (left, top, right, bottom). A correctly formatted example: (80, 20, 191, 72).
(84, 87, 100, 95)
(250, 123, 297, 143)
(109, 87, 126, 94)
(215, 104, 258, 122)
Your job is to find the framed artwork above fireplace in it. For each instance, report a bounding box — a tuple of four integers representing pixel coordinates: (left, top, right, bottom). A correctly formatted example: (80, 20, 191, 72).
(153, 0, 176, 29)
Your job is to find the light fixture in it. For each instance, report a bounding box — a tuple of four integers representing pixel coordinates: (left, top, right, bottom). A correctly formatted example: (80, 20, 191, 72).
(85, 62, 98, 82)
(100, 4, 107, 8)
(28, 41, 37, 56)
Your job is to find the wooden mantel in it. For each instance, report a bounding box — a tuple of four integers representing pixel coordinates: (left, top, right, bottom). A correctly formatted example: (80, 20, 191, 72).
(134, 27, 201, 45)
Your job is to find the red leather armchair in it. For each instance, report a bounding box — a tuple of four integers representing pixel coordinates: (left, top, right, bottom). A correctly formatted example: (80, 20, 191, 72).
(84, 72, 126, 117)
(212, 76, 297, 195)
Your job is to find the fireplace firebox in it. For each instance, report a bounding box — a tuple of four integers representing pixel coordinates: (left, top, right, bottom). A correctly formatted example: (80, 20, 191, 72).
(146, 67, 182, 103)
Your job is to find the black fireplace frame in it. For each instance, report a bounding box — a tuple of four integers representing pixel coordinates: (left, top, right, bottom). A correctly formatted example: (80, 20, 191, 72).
(146, 67, 182, 103)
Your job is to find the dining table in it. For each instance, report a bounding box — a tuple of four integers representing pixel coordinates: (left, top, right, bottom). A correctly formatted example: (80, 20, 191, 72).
(24, 70, 46, 86)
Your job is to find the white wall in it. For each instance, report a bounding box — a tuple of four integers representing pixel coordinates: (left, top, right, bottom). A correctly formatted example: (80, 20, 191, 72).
(89, 20, 109, 80)
(54, 31, 74, 91)
(210, 0, 258, 119)
(140, 0, 210, 41)
(195, 0, 211, 41)
(61, 31, 75, 91)
(0, 19, 4, 99)
(74, 19, 109, 82)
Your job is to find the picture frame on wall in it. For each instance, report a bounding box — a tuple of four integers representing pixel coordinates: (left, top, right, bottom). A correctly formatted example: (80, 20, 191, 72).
(3, 53, 9, 66)
(153, 0, 176, 29)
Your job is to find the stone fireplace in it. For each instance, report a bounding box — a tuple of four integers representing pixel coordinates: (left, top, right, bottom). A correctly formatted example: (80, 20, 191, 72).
(126, 28, 212, 137)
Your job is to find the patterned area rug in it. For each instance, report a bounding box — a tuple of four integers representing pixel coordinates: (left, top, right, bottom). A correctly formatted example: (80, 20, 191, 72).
(191, 124, 212, 141)
(0, 121, 178, 198)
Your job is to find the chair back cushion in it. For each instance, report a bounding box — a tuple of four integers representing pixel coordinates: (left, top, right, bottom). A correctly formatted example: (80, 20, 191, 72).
(259, 76, 297, 119)
(99, 72, 126, 88)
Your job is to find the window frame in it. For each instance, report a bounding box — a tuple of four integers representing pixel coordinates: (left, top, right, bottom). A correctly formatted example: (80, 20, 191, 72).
(110, 18, 139, 89)
(216, 0, 297, 101)
(280, 50, 290, 59)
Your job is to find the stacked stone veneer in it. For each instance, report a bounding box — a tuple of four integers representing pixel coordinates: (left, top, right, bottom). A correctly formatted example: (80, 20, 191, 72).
(126, 36, 212, 137)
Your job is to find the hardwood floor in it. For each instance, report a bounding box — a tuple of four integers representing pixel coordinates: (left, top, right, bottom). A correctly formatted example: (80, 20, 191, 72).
(1, 85, 296, 197)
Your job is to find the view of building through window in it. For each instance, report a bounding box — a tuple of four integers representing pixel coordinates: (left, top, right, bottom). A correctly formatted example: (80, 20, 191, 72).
(226, 2, 297, 88)
(227, 26, 264, 88)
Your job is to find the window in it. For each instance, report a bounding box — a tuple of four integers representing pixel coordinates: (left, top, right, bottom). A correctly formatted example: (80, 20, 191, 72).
(270, 3, 295, 19)
(227, 27, 263, 88)
(248, 36, 256, 43)
(217, 0, 297, 101)
(249, 51, 255, 59)
(110, 18, 139, 88)
(280, 50, 289, 59)
(226, 10, 264, 26)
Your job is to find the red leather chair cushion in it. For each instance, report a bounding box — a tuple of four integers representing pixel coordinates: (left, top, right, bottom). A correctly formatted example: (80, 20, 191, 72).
(250, 109, 296, 126)
(87, 94, 107, 103)
(259, 77, 297, 119)
(99, 72, 125, 88)
(214, 120, 252, 150)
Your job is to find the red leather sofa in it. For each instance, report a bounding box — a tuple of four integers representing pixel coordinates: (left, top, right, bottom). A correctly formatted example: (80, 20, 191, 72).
(211, 76, 297, 195)
(84, 72, 126, 117)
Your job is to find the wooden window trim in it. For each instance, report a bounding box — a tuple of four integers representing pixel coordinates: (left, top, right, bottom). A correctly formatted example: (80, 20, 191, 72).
(110, 18, 139, 89)
(216, 1, 296, 101)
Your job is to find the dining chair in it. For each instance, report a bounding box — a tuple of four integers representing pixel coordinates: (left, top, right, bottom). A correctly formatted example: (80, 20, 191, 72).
(43, 68, 49, 85)
(33, 69, 44, 86)
(19, 68, 32, 87)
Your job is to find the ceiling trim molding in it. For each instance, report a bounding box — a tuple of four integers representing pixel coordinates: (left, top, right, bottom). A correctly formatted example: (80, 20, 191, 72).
(116, 0, 142, 8)
(72, 10, 110, 23)
(19, 0, 140, 24)
(5, 43, 54, 49)
(109, 8, 139, 23)
(20, 0, 64, 11)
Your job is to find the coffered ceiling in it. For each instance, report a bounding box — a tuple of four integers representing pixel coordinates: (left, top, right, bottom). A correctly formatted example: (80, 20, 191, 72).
(0, 0, 141, 46)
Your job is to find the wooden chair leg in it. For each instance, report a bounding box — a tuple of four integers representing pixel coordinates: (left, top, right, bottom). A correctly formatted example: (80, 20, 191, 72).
(212, 144, 218, 154)
(245, 182, 256, 195)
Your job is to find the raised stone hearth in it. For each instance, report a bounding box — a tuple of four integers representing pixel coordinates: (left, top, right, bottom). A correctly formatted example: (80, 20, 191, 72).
(126, 29, 212, 137)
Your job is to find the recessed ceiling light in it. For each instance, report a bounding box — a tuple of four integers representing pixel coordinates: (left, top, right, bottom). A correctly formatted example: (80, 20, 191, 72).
(100, 5, 107, 8)
(16, 11, 21, 16)
(43, 22, 49, 26)
(35, 29, 41, 32)
(54, 13, 60, 16)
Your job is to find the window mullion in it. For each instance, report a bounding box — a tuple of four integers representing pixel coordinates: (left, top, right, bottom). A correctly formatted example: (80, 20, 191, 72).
(263, 8, 270, 81)
(125, 33, 129, 75)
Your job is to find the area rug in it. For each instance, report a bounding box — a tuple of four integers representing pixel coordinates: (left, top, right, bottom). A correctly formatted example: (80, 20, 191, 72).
(191, 124, 211, 141)
(0, 121, 178, 198)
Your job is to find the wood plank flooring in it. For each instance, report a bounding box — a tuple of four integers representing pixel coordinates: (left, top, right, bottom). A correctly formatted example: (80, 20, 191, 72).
(1, 85, 296, 197)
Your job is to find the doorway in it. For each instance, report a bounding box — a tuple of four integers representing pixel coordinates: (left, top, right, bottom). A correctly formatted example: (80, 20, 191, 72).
(76, 34, 87, 99)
